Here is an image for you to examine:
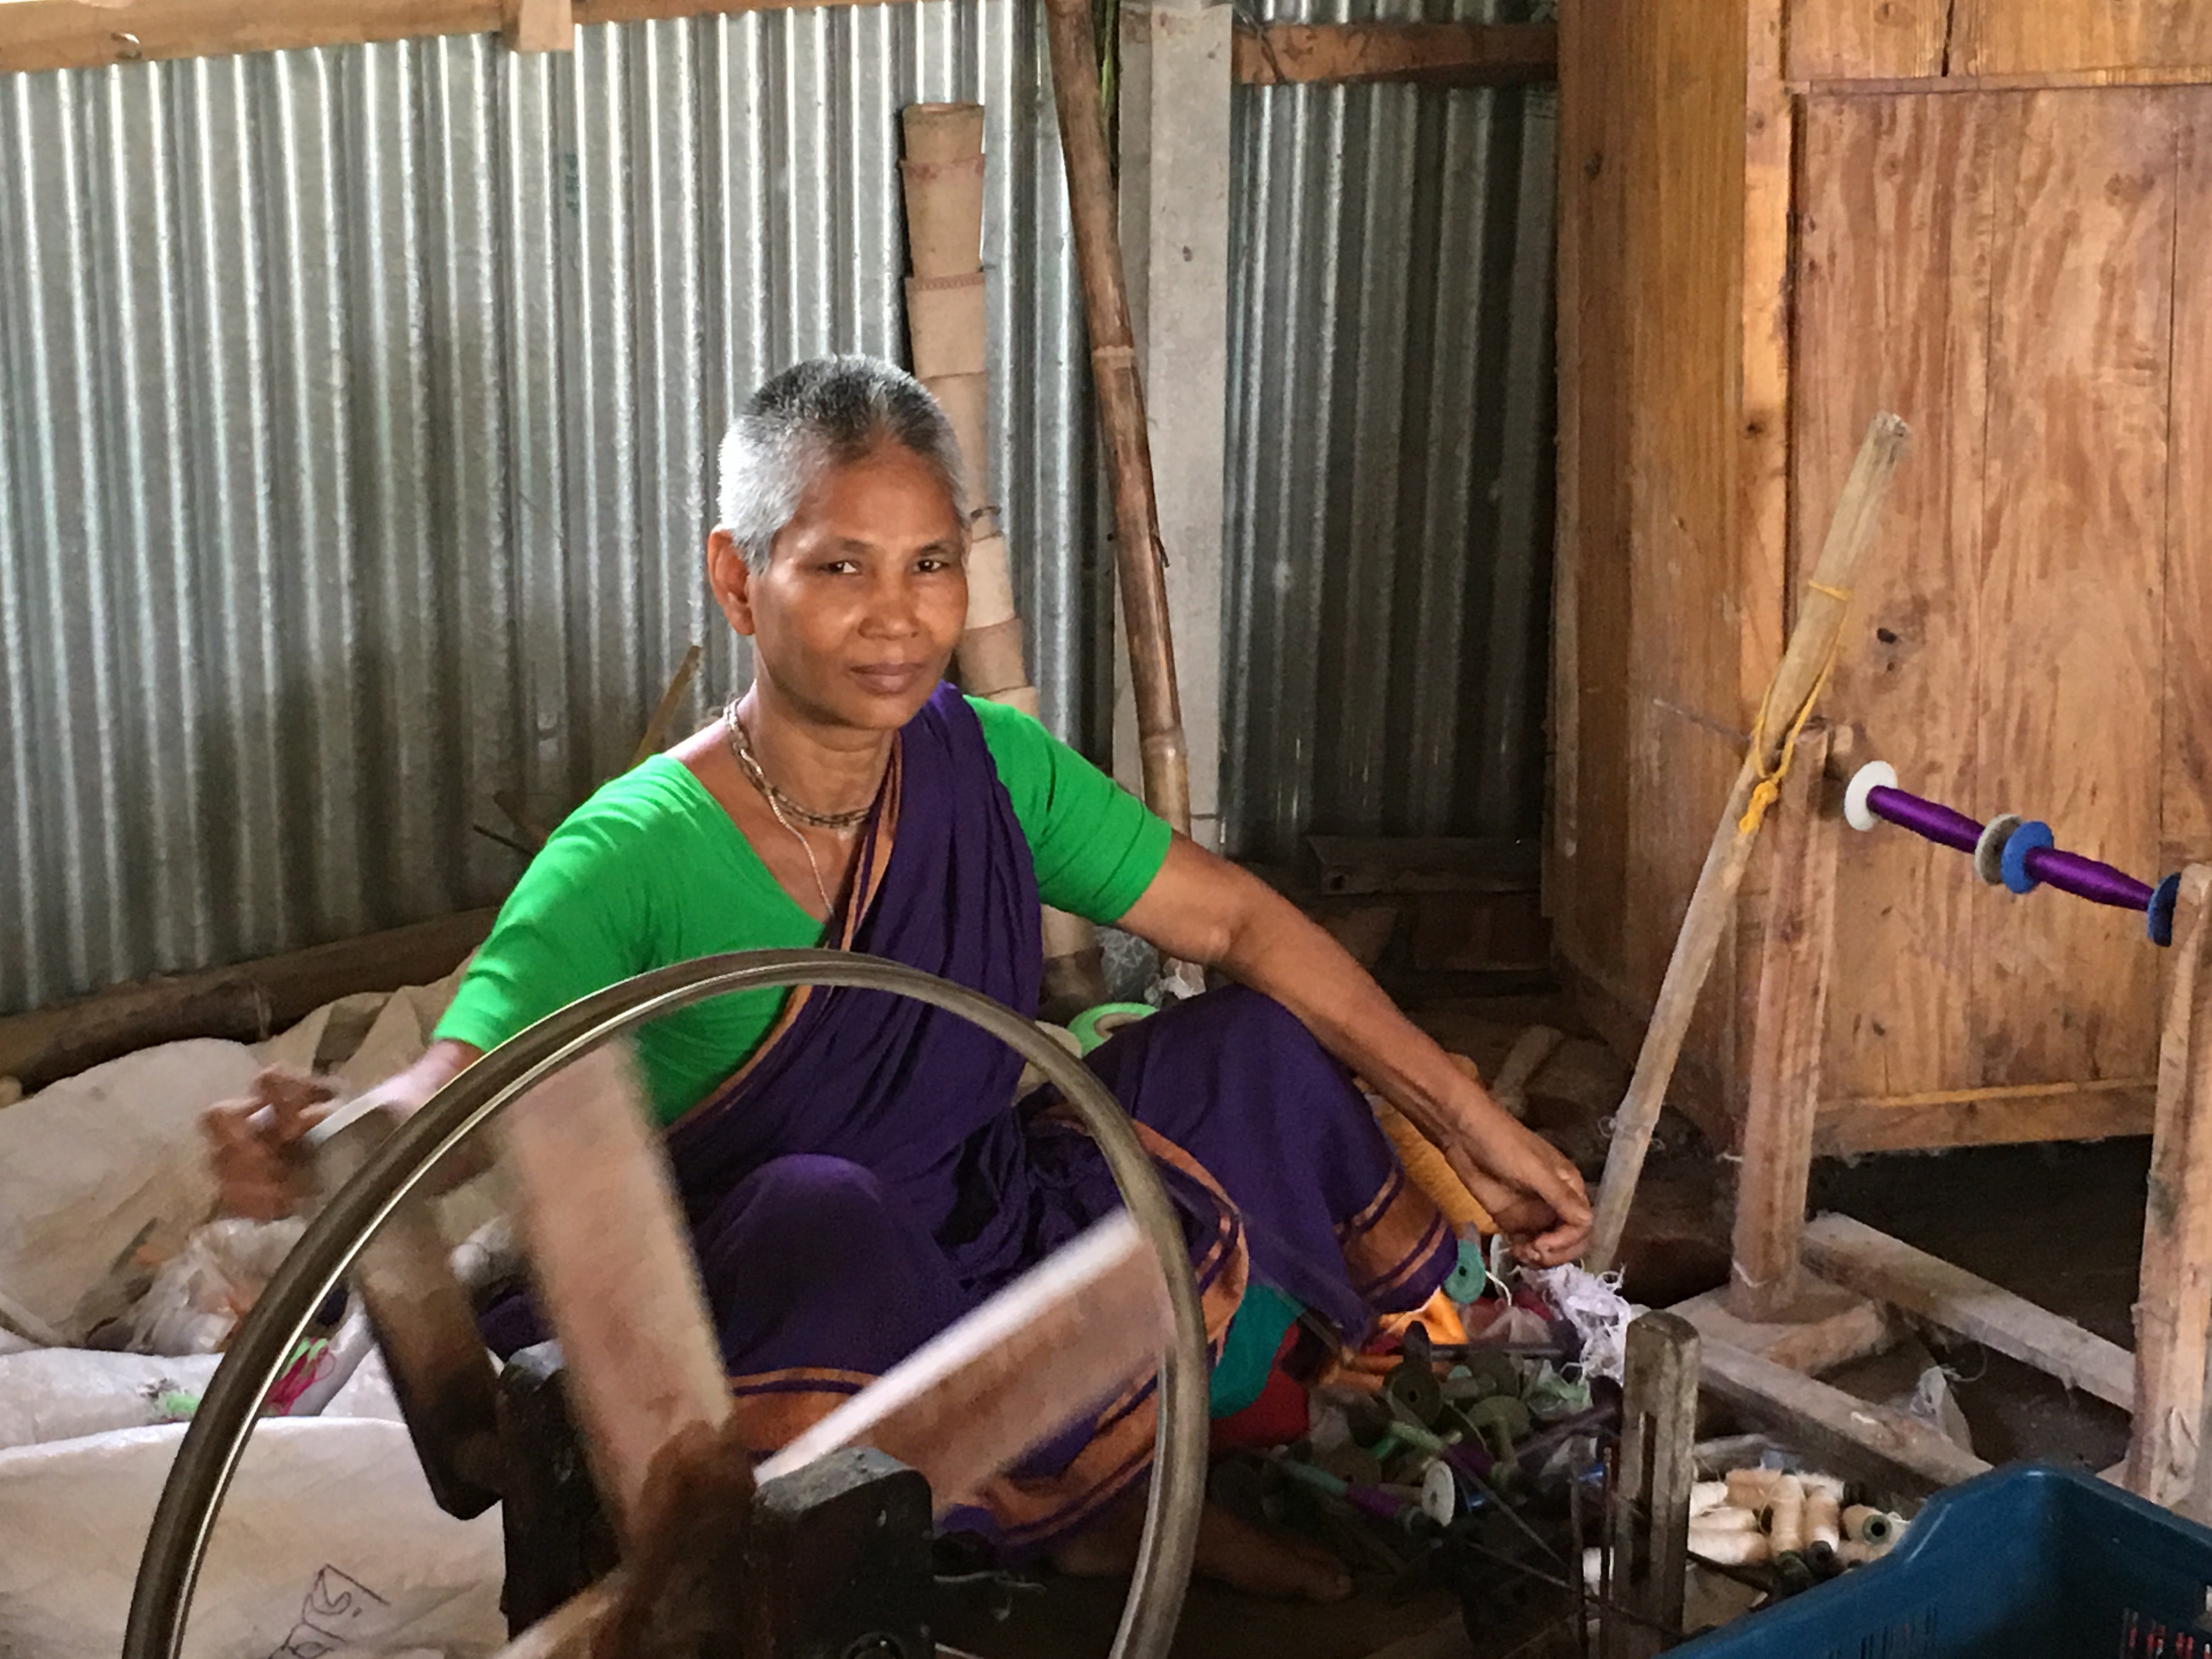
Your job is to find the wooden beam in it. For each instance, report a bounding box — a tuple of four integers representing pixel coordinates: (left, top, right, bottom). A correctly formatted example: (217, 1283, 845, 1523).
(1673, 1278, 1900, 1376)
(1611, 1313, 1699, 1655)
(1304, 834, 1541, 896)
(2128, 865, 2212, 1505)
(504, 0, 572, 52)
(1801, 1214, 2135, 1410)
(1699, 1338, 1990, 1494)
(0, 907, 496, 1093)
(1729, 723, 1839, 1321)
(1232, 21, 1559, 87)
(1815, 1082, 2155, 1153)
(0, 0, 896, 76)
(0, 0, 500, 73)
(1799, 67, 2212, 97)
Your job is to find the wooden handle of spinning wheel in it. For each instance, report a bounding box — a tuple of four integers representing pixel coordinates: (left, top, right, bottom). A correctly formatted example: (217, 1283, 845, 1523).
(500, 1042, 736, 1543)
(486, 1212, 1176, 1659)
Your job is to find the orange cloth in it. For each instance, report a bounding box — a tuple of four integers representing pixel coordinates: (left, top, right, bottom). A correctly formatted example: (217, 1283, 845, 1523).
(1372, 1093, 1497, 1234)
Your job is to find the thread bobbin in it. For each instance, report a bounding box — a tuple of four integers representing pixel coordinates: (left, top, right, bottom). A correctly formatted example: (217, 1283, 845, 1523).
(1844, 761, 1898, 832)
(2150, 872, 2183, 947)
(1974, 814, 2023, 887)
(2000, 820, 2055, 895)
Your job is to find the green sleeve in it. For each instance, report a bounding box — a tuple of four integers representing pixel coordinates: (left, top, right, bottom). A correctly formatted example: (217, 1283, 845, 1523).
(969, 696, 1173, 923)
(435, 804, 656, 1057)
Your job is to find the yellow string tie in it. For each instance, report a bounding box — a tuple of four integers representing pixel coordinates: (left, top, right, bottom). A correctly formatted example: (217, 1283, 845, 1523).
(1736, 582, 1854, 835)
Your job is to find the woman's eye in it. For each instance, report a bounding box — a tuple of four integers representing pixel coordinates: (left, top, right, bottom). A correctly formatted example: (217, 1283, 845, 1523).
(917, 556, 953, 573)
(819, 560, 859, 575)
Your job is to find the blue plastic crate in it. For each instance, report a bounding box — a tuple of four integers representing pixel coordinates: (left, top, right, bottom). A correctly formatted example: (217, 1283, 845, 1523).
(1673, 1464, 2212, 1658)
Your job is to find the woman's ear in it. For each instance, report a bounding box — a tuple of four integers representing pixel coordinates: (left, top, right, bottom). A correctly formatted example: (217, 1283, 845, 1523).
(707, 529, 757, 637)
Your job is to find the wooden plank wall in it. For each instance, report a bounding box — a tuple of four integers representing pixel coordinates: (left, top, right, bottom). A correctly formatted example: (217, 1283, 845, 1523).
(1794, 87, 2198, 1150)
(1554, 0, 1762, 1131)
(1789, 0, 2212, 81)
(1557, 0, 2212, 1152)
(2170, 100, 2212, 893)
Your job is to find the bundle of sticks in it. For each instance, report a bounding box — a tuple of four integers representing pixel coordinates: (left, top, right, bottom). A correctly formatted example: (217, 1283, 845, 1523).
(899, 101, 1110, 1014)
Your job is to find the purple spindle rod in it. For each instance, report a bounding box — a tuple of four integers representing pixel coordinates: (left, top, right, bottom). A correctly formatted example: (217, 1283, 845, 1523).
(1865, 785, 1984, 855)
(2021, 846, 2155, 912)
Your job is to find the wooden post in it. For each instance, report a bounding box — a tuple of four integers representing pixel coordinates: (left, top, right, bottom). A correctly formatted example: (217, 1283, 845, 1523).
(1609, 1312, 1699, 1658)
(503, 0, 572, 52)
(1728, 721, 1839, 1321)
(317, 1105, 502, 1519)
(1588, 412, 1908, 1271)
(1040, 0, 1193, 838)
(499, 1043, 735, 1542)
(2126, 864, 2212, 1506)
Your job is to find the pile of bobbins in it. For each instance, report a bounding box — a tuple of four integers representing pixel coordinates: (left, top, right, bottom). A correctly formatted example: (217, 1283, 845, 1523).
(1842, 761, 2183, 946)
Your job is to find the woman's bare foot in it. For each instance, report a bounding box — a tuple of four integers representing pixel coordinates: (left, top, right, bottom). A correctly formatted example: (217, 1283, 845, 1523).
(1054, 1492, 1353, 1602)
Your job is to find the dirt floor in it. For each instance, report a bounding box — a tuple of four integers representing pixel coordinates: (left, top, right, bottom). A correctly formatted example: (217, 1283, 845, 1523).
(941, 989, 2153, 1659)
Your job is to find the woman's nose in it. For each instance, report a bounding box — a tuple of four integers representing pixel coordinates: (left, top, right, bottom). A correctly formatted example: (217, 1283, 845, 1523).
(862, 574, 922, 635)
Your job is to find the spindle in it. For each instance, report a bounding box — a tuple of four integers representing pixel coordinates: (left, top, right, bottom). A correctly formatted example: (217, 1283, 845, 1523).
(1842, 761, 2181, 946)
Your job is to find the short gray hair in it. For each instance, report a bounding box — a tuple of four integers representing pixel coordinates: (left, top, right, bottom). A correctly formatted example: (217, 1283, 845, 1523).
(716, 355, 967, 569)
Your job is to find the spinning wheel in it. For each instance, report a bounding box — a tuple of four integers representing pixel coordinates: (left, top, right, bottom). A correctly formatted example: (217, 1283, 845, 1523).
(124, 950, 1210, 1659)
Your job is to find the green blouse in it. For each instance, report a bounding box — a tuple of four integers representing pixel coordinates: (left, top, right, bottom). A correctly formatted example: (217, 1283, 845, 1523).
(435, 696, 1172, 1125)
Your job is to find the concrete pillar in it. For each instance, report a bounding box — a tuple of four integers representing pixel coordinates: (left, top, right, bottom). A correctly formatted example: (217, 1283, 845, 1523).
(1113, 0, 1232, 850)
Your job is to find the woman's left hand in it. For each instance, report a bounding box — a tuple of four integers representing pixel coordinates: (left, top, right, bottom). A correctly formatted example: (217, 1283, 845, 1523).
(1435, 1103, 1592, 1269)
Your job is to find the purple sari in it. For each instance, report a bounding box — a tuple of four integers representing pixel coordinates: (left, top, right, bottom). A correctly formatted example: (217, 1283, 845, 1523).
(492, 685, 1452, 1550)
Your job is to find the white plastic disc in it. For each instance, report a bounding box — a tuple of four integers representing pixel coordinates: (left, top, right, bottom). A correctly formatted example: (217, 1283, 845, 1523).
(1843, 761, 1899, 832)
(1421, 1460, 1459, 1526)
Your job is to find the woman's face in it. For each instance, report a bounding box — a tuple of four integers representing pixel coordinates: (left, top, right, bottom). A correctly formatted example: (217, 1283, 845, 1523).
(712, 440, 968, 731)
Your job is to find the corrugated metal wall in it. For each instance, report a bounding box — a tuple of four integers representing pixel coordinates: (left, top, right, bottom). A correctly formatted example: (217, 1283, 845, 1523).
(0, 0, 1560, 1013)
(0, 6, 1103, 1014)
(1223, 0, 1558, 860)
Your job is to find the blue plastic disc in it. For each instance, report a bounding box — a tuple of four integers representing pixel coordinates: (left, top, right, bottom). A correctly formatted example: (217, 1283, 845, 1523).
(2150, 872, 2183, 948)
(2000, 820, 2055, 895)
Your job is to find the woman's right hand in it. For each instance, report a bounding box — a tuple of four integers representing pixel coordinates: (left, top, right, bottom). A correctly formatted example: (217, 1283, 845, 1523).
(201, 1068, 337, 1221)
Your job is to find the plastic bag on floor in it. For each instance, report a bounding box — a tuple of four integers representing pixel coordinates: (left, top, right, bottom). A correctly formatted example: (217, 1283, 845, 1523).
(1525, 1262, 1644, 1383)
(0, 1041, 261, 1345)
(125, 1218, 307, 1356)
(0, 1417, 505, 1658)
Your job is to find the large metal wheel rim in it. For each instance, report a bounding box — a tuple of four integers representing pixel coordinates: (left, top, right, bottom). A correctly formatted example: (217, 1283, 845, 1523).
(124, 949, 1210, 1659)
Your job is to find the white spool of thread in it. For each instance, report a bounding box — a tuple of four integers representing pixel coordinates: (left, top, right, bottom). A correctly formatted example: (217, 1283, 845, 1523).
(1765, 1475, 1807, 1554)
(1689, 1525, 1773, 1566)
(1844, 761, 1899, 832)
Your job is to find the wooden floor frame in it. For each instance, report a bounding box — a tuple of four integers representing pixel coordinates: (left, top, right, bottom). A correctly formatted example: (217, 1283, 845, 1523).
(1668, 752, 2212, 1509)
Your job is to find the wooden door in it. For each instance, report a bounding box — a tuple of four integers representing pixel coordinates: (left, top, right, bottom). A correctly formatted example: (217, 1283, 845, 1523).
(1792, 86, 2212, 1150)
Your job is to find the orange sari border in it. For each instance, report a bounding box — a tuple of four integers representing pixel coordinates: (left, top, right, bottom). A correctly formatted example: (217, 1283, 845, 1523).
(719, 1209, 1248, 1547)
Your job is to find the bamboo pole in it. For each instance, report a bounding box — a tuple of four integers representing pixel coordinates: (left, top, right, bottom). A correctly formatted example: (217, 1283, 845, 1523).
(901, 101, 1111, 1016)
(1585, 413, 1908, 1272)
(1040, 0, 1193, 837)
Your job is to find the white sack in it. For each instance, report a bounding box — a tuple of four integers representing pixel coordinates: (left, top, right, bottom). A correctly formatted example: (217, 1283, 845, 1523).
(0, 1417, 505, 1659)
(0, 1349, 223, 1452)
(0, 1040, 260, 1343)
